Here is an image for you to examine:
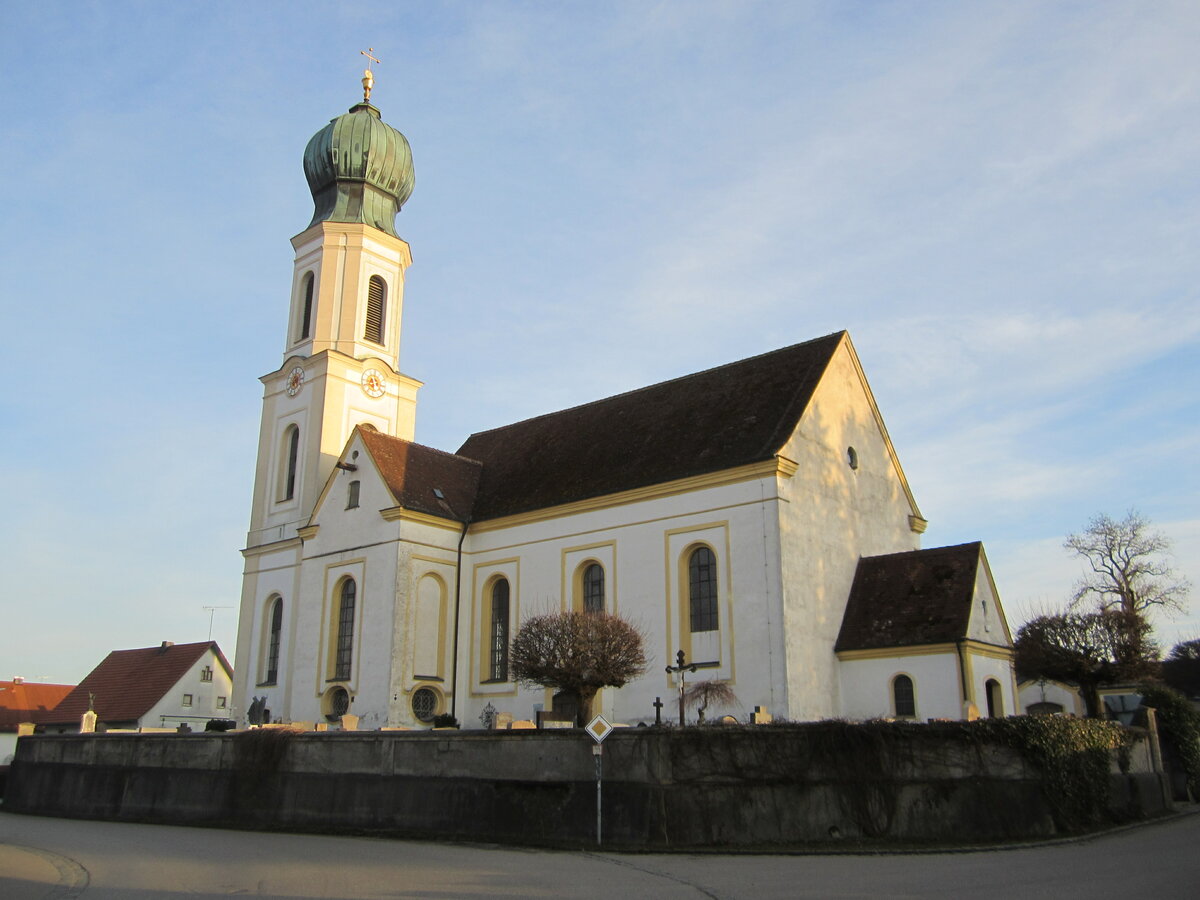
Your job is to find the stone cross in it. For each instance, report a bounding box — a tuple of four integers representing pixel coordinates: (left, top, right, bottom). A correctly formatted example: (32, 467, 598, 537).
(652, 696, 663, 726)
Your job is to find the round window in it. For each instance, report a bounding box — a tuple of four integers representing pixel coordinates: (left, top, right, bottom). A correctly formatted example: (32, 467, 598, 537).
(412, 687, 438, 723)
(326, 686, 350, 721)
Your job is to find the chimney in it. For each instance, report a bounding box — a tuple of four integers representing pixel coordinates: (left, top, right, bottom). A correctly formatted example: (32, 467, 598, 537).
(159, 641, 175, 653)
(12, 676, 24, 684)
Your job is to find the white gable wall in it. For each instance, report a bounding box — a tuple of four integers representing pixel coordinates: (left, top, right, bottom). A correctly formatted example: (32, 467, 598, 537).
(142, 648, 235, 729)
(777, 339, 922, 720)
(838, 651, 962, 720)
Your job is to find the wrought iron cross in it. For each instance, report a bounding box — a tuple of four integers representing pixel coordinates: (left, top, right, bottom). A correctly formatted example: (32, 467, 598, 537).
(665, 650, 698, 726)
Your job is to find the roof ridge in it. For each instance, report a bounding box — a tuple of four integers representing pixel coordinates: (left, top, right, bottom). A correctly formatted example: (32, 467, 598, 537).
(461, 331, 848, 442)
(358, 428, 483, 468)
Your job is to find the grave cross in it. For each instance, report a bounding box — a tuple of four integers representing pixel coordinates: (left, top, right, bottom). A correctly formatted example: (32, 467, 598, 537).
(664, 649, 698, 726)
(652, 696, 663, 726)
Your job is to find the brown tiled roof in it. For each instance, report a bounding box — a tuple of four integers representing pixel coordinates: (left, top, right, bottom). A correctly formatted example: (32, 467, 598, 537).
(456, 332, 845, 521)
(835, 543, 985, 652)
(357, 428, 482, 523)
(45, 642, 231, 726)
(0, 681, 75, 730)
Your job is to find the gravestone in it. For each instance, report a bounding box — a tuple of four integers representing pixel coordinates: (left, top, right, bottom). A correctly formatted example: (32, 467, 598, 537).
(750, 705, 772, 725)
(551, 691, 581, 727)
(495, 711, 513, 730)
(80, 710, 97, 733)
(340, 714, 359, 731)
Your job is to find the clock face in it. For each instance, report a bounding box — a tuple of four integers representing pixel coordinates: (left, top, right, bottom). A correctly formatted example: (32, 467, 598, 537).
(361, 369, 386, 398)
(285, 366, 305, 397)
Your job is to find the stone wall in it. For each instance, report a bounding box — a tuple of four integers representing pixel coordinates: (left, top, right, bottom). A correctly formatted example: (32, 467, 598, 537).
(5, 725, 1170, 848)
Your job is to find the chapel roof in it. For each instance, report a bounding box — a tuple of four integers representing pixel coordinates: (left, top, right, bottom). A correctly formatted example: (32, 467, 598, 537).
(45, 641, 231, 726)
(835, 543, 989, 652)
(0, 680, 75, 730)
(456, 331, 846, 521)
(357, 428, 482, 524)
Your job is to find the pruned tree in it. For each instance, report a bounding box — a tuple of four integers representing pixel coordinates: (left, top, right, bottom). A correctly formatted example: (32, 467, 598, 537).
(1065, 511, 1190, 617)
(684, 680, 739, 724)
(1015, 609, 1157, 717)
(1162, 639, 1200, 699)
(510, 610, 648, 725)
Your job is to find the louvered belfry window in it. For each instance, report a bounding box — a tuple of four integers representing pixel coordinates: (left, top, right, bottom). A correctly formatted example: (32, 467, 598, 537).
(299, 272, 314, 341)
(364, 276, 386, 344)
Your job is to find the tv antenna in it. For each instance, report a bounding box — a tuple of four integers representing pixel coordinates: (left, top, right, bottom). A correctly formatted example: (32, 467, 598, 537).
(202, 606, 234, 641)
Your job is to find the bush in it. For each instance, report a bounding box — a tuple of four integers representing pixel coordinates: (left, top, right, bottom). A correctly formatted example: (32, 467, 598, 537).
(1137, 682, 1200, 797)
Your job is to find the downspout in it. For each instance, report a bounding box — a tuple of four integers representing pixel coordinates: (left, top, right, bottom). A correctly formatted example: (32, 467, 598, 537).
(955, 639, 970, 714)
(449, 517, 470, 721)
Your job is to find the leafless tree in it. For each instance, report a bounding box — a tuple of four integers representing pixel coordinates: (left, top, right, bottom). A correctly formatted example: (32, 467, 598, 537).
(1065, 511, 1190, 617)
(510, 610, 648, 725)
(684, 680, 739, 724)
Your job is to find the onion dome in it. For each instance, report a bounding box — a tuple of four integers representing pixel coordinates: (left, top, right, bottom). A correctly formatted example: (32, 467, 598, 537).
(302, 101, 415, 238)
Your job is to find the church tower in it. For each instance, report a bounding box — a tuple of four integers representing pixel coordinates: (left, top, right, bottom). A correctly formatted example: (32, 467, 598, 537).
(244, 83, 419, 549)
(234, 69, 419, 713)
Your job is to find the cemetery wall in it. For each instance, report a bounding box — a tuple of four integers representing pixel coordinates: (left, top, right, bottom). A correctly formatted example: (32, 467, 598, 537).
(5, 726, 1170, 848)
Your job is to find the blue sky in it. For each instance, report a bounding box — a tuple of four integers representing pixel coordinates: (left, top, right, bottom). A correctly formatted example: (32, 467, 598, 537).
(2, 1, 1197, 685)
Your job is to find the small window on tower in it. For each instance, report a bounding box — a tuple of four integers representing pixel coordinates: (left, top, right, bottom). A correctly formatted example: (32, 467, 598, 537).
(347, 480, 360, 509)
(364, 276, 386, 344)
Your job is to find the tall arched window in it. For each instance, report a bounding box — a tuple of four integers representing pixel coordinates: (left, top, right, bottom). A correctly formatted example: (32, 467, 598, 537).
(265, 597, 283, 684)
(298, 271, 314, 341)
(489, 578, 510, 682)
(280, 425, 300, 501)
(582, 563, 604, 613)
(334, 578, 356, 680)
(688, 546, 718, 633)
(893, 674, 916, 718)
(364, 275, 386, 344)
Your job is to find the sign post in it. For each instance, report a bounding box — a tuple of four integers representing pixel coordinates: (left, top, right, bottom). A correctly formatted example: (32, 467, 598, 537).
(585, 714, 613, 846)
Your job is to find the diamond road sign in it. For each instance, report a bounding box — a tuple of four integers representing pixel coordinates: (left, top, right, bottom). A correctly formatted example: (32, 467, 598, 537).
(585, 714, 613, 744)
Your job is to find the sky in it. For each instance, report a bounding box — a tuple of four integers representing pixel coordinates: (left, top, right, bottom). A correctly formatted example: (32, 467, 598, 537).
(1, 1, 1197, 685)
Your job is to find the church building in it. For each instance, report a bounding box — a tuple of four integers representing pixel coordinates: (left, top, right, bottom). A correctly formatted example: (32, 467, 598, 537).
(231, 80, 1018, 730)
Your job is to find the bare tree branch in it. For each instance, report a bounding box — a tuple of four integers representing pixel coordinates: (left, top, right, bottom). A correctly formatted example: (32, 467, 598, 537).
(1064, 510, 1190, 616)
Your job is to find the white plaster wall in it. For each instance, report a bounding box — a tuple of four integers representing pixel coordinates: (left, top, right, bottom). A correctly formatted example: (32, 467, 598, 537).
(969, 652, 1018, 718)
(777, 340, 923, 720)
(142, 649, 235, 728)
(232, 542, 301, 726)
(453, 475, 784, 728)
(838, 653, 962, 720)
(1018, 679, 1086, 716)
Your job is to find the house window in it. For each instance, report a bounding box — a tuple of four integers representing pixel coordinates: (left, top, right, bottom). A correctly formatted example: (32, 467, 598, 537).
(892, 674, 916, 718)
(582, 563, 604, 613)
(280, 425, 300, 502)
(216, 696, 227, 709)
(364, 275, 386, 344)
(688, 546, 719, 633)
(334, 578, 356, 681)
(181, 693, 193, 708)
(489, 578, 510, 682)
(200, 666, 213, 683)
(298, 271, 314, 341)
(985, 679, 1003, 718)
(347, 480, 360, 509)
(265, 597, 283, 684)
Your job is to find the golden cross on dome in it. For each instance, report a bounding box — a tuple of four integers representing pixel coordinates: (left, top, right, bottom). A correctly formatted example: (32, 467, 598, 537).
(360, 47, 380, 101)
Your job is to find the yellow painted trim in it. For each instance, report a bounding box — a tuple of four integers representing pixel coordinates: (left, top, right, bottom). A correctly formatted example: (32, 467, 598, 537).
(297, 525, 319, 540)
(468, 496, 771, 556)
(776, 455, 799, 477)
(380, 507, 462, 530)
(961, 639, 1015, 661)
(469, 558, 521, 697)
(241, 536, 303, 559)
(316, 557, 367, 697)
(908, 515, 928, 534)
(469, 458, 791, 533)
(662, 521, 734, 688)
(836, 643, 960, 661)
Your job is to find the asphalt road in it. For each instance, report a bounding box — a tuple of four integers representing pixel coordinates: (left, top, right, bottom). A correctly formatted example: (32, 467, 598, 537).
(2, 808, 1198, 899)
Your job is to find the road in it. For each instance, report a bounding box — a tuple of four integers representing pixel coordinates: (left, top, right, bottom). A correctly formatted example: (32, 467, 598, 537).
(2, 808, 1198, 899)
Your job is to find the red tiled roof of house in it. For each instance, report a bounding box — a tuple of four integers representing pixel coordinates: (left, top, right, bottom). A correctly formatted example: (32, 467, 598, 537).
(0, 680, 75, 730)
(835, 543, 991, 652)
(357, 428, 482, 524)
(44, 641, 231, 726)
(456, 332, 845, 521)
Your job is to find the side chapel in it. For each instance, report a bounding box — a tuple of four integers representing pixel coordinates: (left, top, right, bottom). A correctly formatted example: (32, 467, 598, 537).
(231, 81, 1018, 729)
